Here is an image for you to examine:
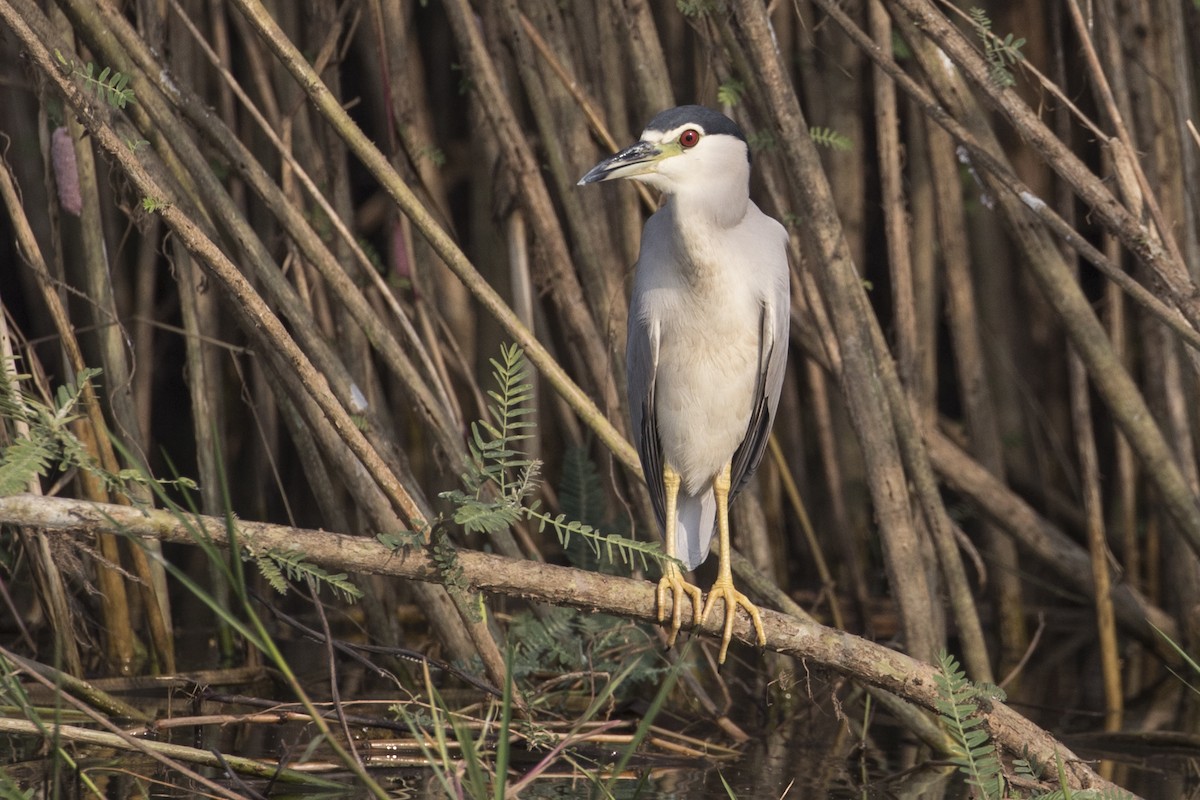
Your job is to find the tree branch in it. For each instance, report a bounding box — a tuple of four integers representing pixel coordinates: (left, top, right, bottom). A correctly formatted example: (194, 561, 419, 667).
(0, 493, 1123, 795)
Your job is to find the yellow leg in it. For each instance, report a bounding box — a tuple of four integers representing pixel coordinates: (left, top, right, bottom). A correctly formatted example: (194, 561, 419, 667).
(656, 464, 702, 647)
(700, 462, 767, 663)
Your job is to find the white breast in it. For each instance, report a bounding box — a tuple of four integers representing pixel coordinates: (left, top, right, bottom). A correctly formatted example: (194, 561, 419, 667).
(634, 201, 786, 495)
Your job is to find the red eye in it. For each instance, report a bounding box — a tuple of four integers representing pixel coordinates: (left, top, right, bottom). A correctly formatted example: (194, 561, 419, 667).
(679, 129, 701, 148)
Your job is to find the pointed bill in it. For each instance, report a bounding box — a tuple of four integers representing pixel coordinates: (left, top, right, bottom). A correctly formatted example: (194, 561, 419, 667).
(578, 141, 670, 185)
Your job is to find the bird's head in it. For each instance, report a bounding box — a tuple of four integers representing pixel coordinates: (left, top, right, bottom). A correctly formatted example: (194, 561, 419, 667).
(578, 105, 751, 208)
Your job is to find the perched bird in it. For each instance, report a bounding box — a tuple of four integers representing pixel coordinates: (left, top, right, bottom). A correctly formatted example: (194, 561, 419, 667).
(579, 105, 790, 663)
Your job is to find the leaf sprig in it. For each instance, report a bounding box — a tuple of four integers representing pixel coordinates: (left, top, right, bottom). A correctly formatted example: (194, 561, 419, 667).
(438, 343, 669, 572)
(55, 51, 135, 109)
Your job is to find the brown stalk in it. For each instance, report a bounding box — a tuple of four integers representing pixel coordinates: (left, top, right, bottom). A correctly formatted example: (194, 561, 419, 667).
(64, 106, 175, 672)
(438, 0, 623, 429)
(496, 0, 628, 383)
(869, 0, 920, 410)
(1069, 340, 1124, 744)
(206, 0, 641, 479)
(884, 0, 1200, 332)
(1048, 12, 1122, 760)
(886, 3, 1200, 571)
(0, 157, 84, 676)
(41, 0, 428, 537)
(927, 430, 1178, 656)
(165, 1, 465, 463)
(927, 120, 1027, 681)
(725, 0, 939, 664)
(806, 0, 1200, 356)
(863, 0, 991, 681)
(45, 10, 482, 681)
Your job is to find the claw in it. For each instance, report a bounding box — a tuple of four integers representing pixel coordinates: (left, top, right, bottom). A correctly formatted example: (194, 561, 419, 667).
(700, 461, 767, 664)
(656, 562, 703, 647)
(700, 577, 766, 664)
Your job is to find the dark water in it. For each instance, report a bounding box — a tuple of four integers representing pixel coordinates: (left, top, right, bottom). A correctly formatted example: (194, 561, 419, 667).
(5, 629, 1193, 798)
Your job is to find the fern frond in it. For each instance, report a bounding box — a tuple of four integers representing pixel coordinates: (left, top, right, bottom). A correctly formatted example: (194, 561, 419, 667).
(377, 530, 425, 551)
(0, 366, 101, 496)
(511, 461, 541, 503)
(934, 650, 1005, 800)
(969, 7, 1025, 87)
(557, 446, 621, 571)
(0, 434, 55, 496)
(488, 344, 535, 440)
(717, 79, 744, 107)
(447, 491, 522, 534)
(810, 126, 853, 151)
(259, 549, 363, 603)
(968, 7, 991, 32)
(747, 129, 776, 153)
(559, 446, 604, 527)
(1014, 745, 1043, 780)
(507, 606, 667, 690)
(460, 342, 537, 501)
(256, 552, 289, 595)
(79, 63, 135, 108)
(429, 532, 476, 621)
(445, 344, 675, 573)
(530, 508, 669, 571)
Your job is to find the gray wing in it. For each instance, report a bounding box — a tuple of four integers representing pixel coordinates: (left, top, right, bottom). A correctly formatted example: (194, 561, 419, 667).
(625, 296, 667, 531)
(729, 281, 790, 501)
(627, 291, 718, 569)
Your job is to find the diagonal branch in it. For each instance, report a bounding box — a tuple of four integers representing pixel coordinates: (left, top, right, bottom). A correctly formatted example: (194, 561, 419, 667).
(0, 492, 1125, 797)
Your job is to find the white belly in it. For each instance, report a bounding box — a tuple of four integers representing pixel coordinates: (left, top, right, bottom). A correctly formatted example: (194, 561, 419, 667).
(631, 198, 787, 498)
(653, 302, 760, 495)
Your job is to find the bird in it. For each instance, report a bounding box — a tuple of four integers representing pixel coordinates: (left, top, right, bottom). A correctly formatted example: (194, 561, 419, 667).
(578, 105, 790, 663)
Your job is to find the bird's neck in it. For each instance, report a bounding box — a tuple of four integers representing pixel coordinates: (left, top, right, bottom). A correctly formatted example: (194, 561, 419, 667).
(662, 194, 752, 282)
(666, 185, 750, 231)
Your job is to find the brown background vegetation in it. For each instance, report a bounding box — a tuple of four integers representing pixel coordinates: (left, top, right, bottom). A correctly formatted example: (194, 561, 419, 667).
(1, 0, 1199, 795)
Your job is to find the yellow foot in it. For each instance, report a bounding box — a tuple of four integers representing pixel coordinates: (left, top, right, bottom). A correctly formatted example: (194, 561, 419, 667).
(656, 563, 703, 648)
(700, 578, 767, 664)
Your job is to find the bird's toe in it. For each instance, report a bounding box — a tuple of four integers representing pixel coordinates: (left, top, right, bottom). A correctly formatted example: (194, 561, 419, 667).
(700, 580, 766, 664)
(656, 566, 702, 648)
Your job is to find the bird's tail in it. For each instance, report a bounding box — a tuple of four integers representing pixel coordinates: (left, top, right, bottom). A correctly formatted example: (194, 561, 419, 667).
(673, 488, 717, 572)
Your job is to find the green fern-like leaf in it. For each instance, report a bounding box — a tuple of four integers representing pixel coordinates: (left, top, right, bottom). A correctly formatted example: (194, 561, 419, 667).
(969, 7, 1025, 87)
(934, 650, 1005, 800)
(255, 552, 290, 595)
(444, 344, 674, 573)
(717, 79, 744, 108)
(1, 364, 207, 502)
(0, 434, 55, 496)
(447, 491, 522, 534)
(460, 342, 535, 498)
(676, 0, 720, 17)
(968, 7, 992, 33)
(558, 446, 604, 528)
(77, 62, 135, 109)
(0, 365, 101, 496)
(377, 530, 424, 551)
(530, 507, 669, 572)
(1014, 745, 1044, 780)
(810, 126, 853, 151)
(557, 446, 623, 571)
(430, 531, 468, 593)
(747, 129, 776, 153)
(258, 549, 363, 603)
(507, 606, 667, 691)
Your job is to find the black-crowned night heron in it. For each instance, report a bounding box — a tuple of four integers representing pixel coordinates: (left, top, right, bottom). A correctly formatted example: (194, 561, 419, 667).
(579, 105, 790, 663)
